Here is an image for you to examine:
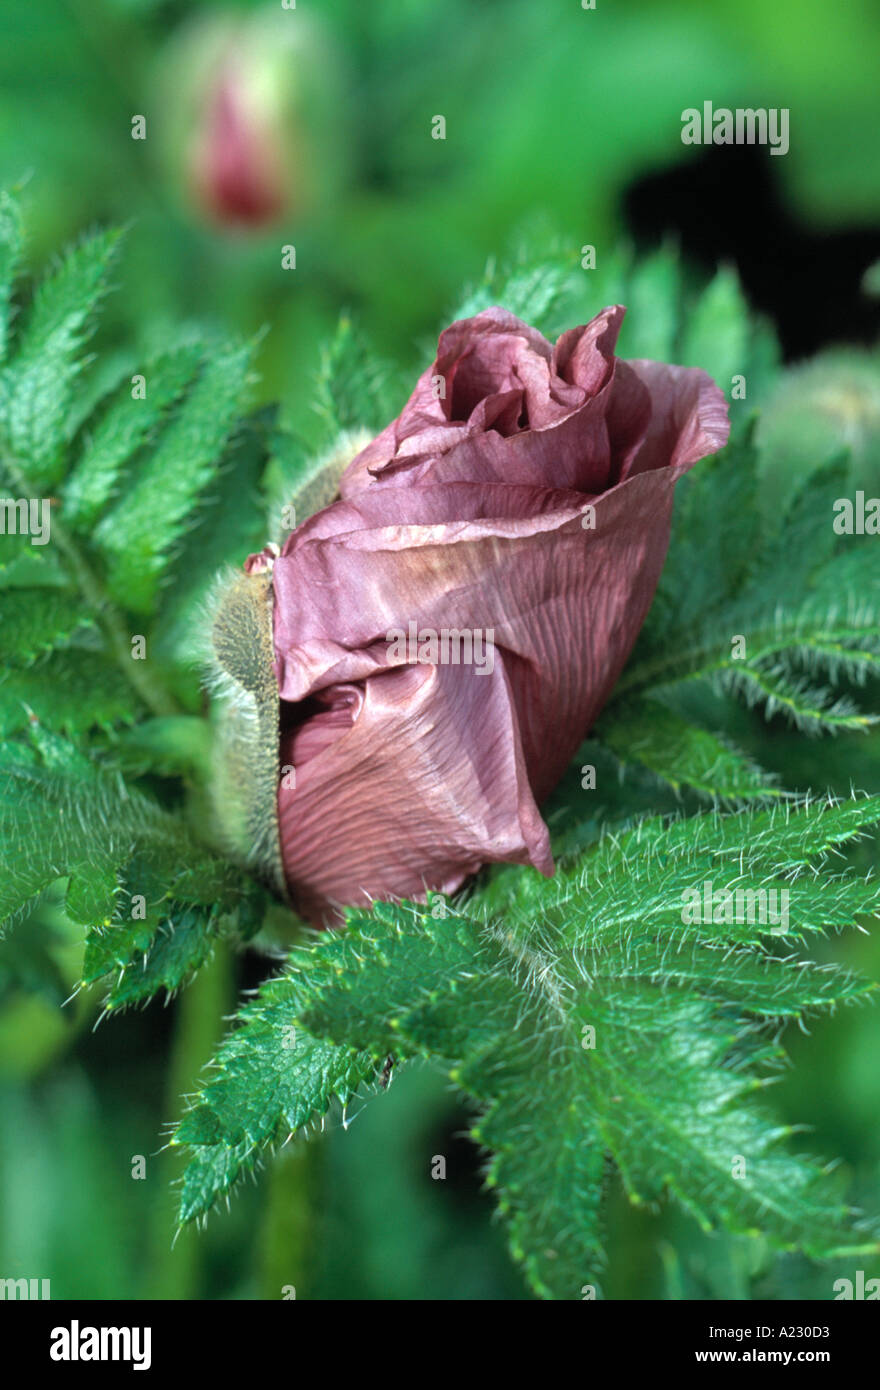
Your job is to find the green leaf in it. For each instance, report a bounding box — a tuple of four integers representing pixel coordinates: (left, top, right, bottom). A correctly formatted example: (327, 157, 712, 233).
(718, 664, 875, 735)
(0, 908, 75, 1010)
(0, 727, 250, 942)
(0, 588, 90, 666)
(151, 405, 272, 666)
(0, 732, 139, 933)
(681, 266, 750, 390)
(94, 338, 255, 614)
(86, 904, 216, 1010)
(182, 796, 880, 1295)
(0, 648, 139, 736)
(63, 342, 204, 527)
(0, 190, 23, 365)
(599, 697, 780, 802)
(748, 454, 849, 607)
(609, 936, 870, 1018)
(618, 246, 681, 361)
(650, 430, 759, 626)
(65, 861, 120, 928)
(656, 792, 880, 870)
(102, 715, 213, 781)
(311, 314, 401, 446)
(81, 849, 264, 1010)
(172, 962, 376, 1224)
(62, 346, 139, 445)
(450, 258, 578, 341)
(0, 522, 65, 588)
(297, 884, 877, 1298)
(0, 227, 122, 488)
(576, 987, 853, 1258)
(613, 442, 880, 740)
(176, 1139, 257, 1228)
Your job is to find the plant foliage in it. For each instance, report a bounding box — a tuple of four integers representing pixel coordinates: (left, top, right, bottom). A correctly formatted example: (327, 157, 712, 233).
(1, 198, 879, 1298)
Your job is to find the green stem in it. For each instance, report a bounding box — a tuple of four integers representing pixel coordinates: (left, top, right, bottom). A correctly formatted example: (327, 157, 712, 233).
(257, 1136, 322, 1301)
(146, 943, 233, 1299)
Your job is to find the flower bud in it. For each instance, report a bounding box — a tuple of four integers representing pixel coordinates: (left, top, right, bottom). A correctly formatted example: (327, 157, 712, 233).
(155, 10, 346, 231)
(215, 307, 730, 924)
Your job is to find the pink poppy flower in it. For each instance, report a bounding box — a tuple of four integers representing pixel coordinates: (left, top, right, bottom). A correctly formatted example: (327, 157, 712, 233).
(261, 306, 729, 922)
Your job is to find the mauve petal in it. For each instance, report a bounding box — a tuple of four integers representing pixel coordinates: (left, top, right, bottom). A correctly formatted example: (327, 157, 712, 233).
(620, 359, 731, 481)
(285, 682, 364, 766)
(340, 306, 625, 496)
(495, 469, 678, 796)
(435, 308, 554, 389)
(277, 657, 551, 923)
(602, 359, 654, 482)
(261, 303, 733, 920)
(444, 335, 529, 423)
(273, 468, 677, 802)
(337, 380, 452, 496)
(349, 387, 611, 495)
(552, 304, 624, 396)
(289, 479, 593, 545)
(272, 493, 590, 702)
(465, 387, 524, 437)
(352, 308, 632, 496)
(338, 310, 546, 493)
(445, 331, 579, 433)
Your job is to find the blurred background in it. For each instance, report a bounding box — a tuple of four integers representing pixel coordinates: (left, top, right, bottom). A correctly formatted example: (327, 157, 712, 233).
(1, 0, 879, 1299)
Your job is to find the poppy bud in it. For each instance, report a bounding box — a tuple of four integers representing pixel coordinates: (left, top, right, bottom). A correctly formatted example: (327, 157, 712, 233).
(215, 306, 730, 924)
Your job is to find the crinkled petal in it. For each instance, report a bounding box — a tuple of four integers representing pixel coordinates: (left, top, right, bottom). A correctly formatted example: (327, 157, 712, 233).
(340, 306, 627, 496)
(277, 656, 550, 923)
(267, 305, 733, 921)
(620, 359, 731, 481)
(273, 468, 678, 803)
